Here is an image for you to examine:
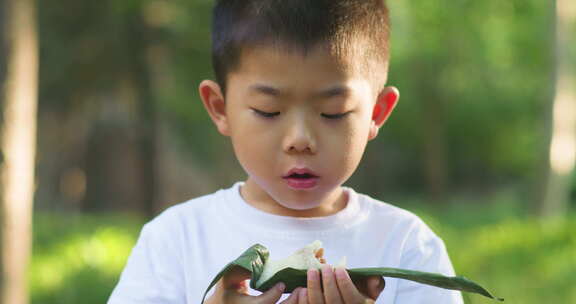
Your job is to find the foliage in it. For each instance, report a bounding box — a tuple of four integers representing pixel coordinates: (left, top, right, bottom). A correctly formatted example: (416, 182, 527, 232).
(30, 205, 575, 303)
(409, 201, 576, 304)
(30, 213, 144, 304)
(376, 0, 550, 191)
(37, 0, 561, 200)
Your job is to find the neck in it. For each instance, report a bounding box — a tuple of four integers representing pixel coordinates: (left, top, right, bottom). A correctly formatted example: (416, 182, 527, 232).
(240, 180, 348, 218)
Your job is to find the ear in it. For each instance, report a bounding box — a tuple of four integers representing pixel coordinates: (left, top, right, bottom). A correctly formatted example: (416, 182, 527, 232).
(199, 80, 230, 136)
(368, 86, 399, 141)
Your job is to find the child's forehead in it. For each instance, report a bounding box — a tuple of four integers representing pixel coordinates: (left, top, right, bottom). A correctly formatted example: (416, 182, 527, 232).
(226, 46, 378, 100)
(240, 43, 354, 70)
(228, 43, 383, 97)
(232, 43, 374, 84)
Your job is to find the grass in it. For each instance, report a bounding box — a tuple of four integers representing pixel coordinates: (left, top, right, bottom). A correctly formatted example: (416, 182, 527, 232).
(31, 213, 144, 304)
(29, 202, 576, 303)
(405, 199, 576, 304)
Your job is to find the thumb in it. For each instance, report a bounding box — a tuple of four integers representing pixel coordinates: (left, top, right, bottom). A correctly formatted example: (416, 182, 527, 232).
(255, 283, 286, 304)
(215, 266, 252, 297)
(222, 266, 252, 290)
(367, 276, 385, 300)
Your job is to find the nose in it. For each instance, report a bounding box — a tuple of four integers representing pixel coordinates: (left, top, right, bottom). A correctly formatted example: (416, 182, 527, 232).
(283, 118, 317, 154)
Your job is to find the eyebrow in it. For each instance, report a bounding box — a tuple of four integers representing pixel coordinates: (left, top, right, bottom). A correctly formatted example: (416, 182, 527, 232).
(319, 85, 349, 98)
(249, 83, 350, 100)
(249, 84, 281, 96)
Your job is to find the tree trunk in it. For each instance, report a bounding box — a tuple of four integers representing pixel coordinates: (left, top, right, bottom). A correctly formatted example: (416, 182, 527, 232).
(0, 0, 38, 303)
(414, 59, 449, 203)
(127, 9, 160, 218)
(536, 0, 576, 218)
(421, 89, 448, 203)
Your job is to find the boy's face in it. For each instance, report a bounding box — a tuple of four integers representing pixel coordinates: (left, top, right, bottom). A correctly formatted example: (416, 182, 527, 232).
(200, 45, 398, 217)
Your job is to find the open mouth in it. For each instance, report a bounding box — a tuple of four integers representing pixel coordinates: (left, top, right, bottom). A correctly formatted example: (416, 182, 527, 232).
(283, 169, 319, 189)
(283, 168, 320, 179)
(286, 173, 316, 179)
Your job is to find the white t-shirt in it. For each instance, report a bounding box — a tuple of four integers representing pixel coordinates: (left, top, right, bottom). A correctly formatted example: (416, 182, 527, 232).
(108, 182, 463, 304)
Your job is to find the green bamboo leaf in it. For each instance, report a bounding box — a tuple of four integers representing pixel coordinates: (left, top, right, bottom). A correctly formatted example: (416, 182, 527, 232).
(200, 244, 269, 304)
(201, 244, 504, 303)
(255, 267, 309, 292)
(255, 267, 503, 301)
(347, 268, 504, 302)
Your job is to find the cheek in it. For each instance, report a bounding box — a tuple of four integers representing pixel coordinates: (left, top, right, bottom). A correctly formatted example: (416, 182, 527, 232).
(330, 120, 370, 168)
(232, 136, 268, 180)
(229, 119, 276, 174)
(231, 130, 266, 160)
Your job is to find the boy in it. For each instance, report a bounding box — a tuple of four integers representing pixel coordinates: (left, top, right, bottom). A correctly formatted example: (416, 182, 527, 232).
(109, 0, 464, 303)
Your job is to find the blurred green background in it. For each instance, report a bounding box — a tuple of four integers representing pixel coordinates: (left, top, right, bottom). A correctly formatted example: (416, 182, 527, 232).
(2, 0, 575, 303)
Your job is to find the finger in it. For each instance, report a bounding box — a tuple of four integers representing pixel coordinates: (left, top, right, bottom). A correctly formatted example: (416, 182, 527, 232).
(298, 288, 308, 304)
(222, 266, 252, 290)
(256, 282, 286, 304)
(221, 289, 252, 304)
(279, 287, 301, 304)
(355, 276, 385, 300)
(321, 265, 343, 304)
(354, 277, 370, 298)
(235, 280, 249, 295)
(214, 278, 249, 303)
(334, 267, 364, 304)
(307, 269, 324, 303)
(367, 276, 385, 300)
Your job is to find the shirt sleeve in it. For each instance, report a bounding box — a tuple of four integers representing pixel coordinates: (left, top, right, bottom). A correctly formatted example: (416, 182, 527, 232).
(394, 220, 464, 304)
(107, 217, 187, 304)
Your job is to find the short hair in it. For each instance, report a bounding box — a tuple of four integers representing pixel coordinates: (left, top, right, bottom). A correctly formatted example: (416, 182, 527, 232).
(211, 0, 391, 94)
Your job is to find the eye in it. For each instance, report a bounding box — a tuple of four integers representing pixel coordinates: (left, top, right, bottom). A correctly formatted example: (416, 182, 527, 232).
(251, 108, 280, 118)
(321, 112, 351, 119)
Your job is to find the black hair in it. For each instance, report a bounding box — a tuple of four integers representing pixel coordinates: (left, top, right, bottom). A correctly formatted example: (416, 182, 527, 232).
(212, 0, 390, 94)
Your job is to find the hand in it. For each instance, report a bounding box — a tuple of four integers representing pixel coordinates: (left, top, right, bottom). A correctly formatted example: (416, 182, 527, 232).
(298, 265, 385, 304)
(205, 266, 289, 304)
